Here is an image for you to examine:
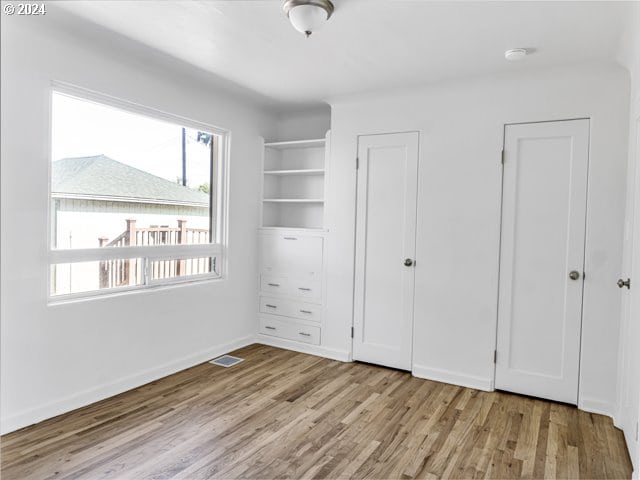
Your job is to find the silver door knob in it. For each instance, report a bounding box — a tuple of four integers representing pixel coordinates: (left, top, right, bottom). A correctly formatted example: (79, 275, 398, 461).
(617, 278, 631, 289)
(404, 258, 414, 267)
(569, 271, 580, 280)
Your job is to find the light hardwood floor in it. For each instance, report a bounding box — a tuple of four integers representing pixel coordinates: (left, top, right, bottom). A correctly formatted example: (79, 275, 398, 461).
(1, 344, 632, 479)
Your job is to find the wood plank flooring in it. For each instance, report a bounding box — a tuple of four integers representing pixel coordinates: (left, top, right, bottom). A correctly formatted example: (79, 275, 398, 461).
(1, 344, 632, 479)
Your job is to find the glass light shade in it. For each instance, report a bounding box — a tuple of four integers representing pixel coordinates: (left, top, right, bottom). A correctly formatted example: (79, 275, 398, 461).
(288, 4, 328, 35)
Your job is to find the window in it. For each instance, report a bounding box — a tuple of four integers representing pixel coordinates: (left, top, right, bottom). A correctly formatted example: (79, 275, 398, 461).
(49, 87, 227, 299)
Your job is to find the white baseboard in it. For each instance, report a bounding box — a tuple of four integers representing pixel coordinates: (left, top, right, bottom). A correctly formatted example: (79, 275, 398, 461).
(578, 397, 615, 419)
(0, 335, 255, 435)
(613, 408, 624, 430)
(256, 334, 351, 362)
(412, 364, 493, 391)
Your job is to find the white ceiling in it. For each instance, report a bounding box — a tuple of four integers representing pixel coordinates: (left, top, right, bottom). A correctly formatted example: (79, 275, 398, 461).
(55, 0, 632, 108)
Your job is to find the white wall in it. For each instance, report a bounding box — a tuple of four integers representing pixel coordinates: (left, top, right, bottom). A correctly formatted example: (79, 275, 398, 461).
(273, 107, 331, 142)
(325, 64, 630, 415)
(616, 2, 640, 475)
(0, 12, 276, 433)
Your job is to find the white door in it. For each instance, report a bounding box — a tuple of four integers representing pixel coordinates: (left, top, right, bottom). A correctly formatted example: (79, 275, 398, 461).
(495, 119, 589, 404)
(619, 115, 640, 469)
(353, 132, 419, 371)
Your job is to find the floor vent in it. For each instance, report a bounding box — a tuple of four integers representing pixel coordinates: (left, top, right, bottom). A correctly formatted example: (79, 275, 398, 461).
(209, 355, 244, 368)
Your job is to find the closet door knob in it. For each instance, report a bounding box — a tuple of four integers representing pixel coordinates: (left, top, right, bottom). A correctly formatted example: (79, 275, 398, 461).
(404, 258, 414, 267)
(569, 271, 580, 280)
(617, 278, 631, 289)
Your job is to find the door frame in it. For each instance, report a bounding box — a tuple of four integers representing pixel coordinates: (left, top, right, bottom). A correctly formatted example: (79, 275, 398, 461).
(492, 118, 591, 401)
(351, 130, 421, 370)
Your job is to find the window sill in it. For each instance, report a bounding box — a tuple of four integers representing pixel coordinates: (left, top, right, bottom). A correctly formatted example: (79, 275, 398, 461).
(47, 274, 224, 306)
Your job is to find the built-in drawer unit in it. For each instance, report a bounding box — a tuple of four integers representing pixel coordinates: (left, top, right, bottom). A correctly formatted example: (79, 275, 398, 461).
(258, 227, 325, 348)
(259, 296, 321, 322)
(259, 317, 321, 345)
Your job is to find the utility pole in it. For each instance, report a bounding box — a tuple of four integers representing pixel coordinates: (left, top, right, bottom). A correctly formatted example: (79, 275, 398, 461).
(181, 127, 187, 186)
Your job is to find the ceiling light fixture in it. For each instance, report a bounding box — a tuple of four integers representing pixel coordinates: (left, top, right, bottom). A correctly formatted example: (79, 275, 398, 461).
(283, 0, 334, 38)
(504, 48, 528, 62)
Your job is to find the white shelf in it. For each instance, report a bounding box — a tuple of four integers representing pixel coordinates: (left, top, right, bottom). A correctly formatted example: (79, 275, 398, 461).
(264, 169, 325, 176)
(264, 138, 325, 149)
(263, 199, 324, 203)
(261, 134, 328, 230)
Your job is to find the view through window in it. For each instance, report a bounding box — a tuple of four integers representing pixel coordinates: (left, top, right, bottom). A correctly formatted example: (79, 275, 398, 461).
(50, 90, 225, 297)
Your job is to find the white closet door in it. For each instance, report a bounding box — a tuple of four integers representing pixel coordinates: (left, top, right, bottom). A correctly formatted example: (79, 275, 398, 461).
(619, 115, 640, 469)
(496, 119, 589, 404)
(353, 132, 419, 371)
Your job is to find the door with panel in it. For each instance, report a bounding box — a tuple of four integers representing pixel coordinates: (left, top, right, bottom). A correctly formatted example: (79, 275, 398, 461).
(353, 132, 419, 371)
(495, 119, 589, 404)
(618, 114, 640, 469)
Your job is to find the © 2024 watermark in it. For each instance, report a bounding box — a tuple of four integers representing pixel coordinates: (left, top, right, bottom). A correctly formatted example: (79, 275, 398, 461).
(2, 2, 47, 15)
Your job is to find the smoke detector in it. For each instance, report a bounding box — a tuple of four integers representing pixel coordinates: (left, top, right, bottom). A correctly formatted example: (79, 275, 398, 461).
(504, 48, 528, 62)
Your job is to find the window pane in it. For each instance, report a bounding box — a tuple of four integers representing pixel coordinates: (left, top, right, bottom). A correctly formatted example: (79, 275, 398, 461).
(148, 256, 219, 283)
(51, 92, 217, 250)
(50, 256, 219, 297)
(50, 259, 144, 296)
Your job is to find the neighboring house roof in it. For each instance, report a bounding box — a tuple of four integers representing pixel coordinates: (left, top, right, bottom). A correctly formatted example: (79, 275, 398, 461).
(51, 155, 209, 207)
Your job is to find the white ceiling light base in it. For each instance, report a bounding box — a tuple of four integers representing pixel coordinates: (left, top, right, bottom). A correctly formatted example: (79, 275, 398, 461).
(283, 0, 334, 37)
(504, 48, 528, 61)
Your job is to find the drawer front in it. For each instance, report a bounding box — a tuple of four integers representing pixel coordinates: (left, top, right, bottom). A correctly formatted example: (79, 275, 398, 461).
(290, 301, 321, 322)
(260, 296, 321, 322)
(261, 276, 321, 301)
(259, 297, 287, 316)
(294, 323, 321, 345)
(260, 275, 288, 295)
(260, 234, 323, 275)
(260, 318, 285, 337)
(290, 279, 322, 300)
(259, 317, 321, 345)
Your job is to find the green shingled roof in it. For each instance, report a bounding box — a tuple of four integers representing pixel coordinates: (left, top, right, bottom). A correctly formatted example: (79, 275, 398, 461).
(52, 155, 209, 206)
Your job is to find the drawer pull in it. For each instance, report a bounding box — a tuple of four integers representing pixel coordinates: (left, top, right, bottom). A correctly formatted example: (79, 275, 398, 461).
(265, 304, 278, 309)
(265, 326, 276, 330)
(267, 283, 280, 287)
(299, 332, 311, 337)
(300, 309, 313, 314)
(298, 287, 312, 291)
(283, 237, 298, 240)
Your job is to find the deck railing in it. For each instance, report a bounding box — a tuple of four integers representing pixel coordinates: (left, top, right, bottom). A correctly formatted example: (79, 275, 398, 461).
(98, 219, 210, 288)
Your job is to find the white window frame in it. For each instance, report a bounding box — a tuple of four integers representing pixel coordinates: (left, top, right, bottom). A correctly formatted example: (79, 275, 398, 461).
(47, 82, 230, 303)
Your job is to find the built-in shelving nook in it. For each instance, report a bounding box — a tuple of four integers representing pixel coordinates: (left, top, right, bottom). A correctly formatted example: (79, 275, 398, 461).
(258, 132, 329, 351)
(261, 134, 329, 230)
